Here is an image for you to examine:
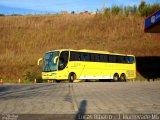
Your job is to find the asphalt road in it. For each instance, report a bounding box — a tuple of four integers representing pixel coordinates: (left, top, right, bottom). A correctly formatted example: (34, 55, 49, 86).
(0, 82, 160, 119)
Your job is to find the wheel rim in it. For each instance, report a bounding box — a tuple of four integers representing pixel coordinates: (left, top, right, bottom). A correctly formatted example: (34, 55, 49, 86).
(113, 74, 119, 81)
(121, 74, 126, 81)
(71, 75, 74, 80)
(69, 74, 75, 83)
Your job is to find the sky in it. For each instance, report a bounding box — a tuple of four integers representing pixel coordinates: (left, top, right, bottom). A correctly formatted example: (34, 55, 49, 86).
(0, 0, 160, 15)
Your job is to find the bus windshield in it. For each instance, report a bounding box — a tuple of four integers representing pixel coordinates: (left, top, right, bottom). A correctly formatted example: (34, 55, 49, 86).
(42, 51, 59, 72)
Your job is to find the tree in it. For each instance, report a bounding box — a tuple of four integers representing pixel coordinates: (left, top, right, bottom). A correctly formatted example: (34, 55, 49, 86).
(104, 8, 110, 15)
(149, 3, 160, 14)
(139, 2, 160, 16)
(124, 6, 131, 16)
(0, 13, 5, 16)
(139, 0, 147, 11)
(71, 11, 75, 14)
(132, 5, 138, 15)
(139, 0, 147, 16)
(111, 6, 122, 15)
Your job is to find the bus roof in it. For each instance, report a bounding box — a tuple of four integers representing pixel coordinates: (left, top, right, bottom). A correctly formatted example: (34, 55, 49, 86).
(48, 49, 135, 57)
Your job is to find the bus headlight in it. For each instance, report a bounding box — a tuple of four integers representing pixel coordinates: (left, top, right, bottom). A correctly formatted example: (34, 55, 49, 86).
(52, 73, 56, 76)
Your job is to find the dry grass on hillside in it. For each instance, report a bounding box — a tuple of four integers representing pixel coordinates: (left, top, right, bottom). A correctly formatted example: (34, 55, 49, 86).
(0, 14, 160, 80)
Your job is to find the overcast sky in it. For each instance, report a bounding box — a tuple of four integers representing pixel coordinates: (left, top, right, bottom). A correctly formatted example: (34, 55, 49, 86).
(0, 0, 159, 15)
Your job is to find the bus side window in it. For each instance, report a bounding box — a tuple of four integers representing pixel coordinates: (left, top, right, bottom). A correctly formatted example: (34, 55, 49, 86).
(129, 57, 134, 64)
(125, 56, 128, 63)
(117, 56, 125, 63)
(95, 54, 100, 62)
(104, 54, 109, 62)
(122, 56, 126, 63)
(70, 51, 75, 61)
(80, 53, 89, 61)
(109, 55, 116, 63)
(84, 53, 90, 61)
(80, 53, 85, 61)
(74, 52, 80, 61)
(70, 51, 79, 61)
(90, 54, 95, 62)
(116, 55, 121, 63)
(113, 55, 117, 63)
(108, 55, 112, 63)
(99, 54, 104, 62)
(121, 56, 124, 63)
(125, 56, 130, 64)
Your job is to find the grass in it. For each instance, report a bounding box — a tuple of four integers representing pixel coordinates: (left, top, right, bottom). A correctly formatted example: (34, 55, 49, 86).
(1, 79, 33, 84)
(0, 14, 160, 81)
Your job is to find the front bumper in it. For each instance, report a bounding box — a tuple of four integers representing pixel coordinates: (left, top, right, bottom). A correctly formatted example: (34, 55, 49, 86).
(42, 72, 57, 80)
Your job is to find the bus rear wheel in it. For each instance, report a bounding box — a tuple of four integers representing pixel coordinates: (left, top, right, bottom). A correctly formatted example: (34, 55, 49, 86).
(68, 73, 76, 83)
(120, 73, 126, 82)
(113, 73, 119, 82)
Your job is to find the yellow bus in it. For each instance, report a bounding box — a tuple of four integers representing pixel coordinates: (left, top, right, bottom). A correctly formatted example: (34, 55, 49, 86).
(38, 49, 136, 82)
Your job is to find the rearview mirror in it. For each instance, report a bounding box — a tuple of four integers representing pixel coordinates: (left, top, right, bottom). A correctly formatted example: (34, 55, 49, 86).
(37, 58, 43, 65)
(53, 56, 59, 64)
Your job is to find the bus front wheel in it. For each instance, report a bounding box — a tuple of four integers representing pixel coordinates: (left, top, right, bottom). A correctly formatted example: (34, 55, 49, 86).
(68, 73, 76, 83)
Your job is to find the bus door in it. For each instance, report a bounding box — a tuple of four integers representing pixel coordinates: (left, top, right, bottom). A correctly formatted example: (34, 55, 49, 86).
(57, 51, 69, 79)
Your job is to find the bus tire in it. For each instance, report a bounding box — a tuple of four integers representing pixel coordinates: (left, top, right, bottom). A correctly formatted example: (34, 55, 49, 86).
(68, 73, 76, 83)
(120, 73, 126, 82)
(113, 73, 119, 82)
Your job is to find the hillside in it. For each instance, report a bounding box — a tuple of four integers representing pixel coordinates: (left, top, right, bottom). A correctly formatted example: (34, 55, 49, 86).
(0, 14, 160, 81)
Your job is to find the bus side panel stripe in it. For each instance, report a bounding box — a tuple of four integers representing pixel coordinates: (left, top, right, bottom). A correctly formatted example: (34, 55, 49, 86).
(79, 76, 113, 79)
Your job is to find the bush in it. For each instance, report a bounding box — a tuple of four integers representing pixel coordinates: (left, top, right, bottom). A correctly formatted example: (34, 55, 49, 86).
(139, 2, 160, 16)
(138, 0, 147, 12)
(123, 5, 138, 16)
(23, 67, 44, 83)
(111, 6, 123, 15)
(124, 6, 130, 16)
(132, 5, 139, 16)
(24, 70, 37, 82)
(0, 14, 5, 16)
(11, 14, 22, 16)
(104, 8, 111, 16)
(36, 76, 43, 83)
(102, 2, 160, 17)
